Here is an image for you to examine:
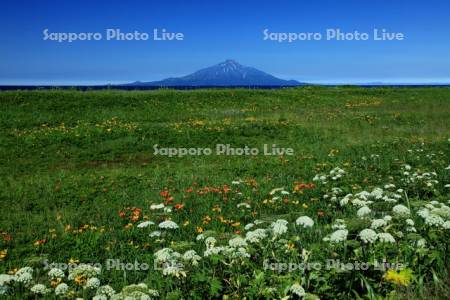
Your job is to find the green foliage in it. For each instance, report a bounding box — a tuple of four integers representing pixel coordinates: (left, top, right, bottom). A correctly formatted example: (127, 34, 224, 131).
(0, 87, 449, 299)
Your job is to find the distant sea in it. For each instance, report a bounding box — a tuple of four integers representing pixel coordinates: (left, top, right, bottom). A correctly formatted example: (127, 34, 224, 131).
(0, 85, 450, 91)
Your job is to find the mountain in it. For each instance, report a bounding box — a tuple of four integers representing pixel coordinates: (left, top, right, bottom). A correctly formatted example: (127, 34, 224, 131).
(125, 60, 304, 86)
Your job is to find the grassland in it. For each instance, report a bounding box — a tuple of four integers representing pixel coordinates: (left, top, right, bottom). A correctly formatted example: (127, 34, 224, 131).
(0, 86, 449, 299)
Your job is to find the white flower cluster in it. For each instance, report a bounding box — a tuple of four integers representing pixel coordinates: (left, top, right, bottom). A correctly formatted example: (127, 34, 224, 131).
(228, 236, 248, 248)
(55, 283, 69, 295)
(149, 230, 161, 237)
(154, 248, 180, 265)
(377, 232, 396, 243)
(245, 228, 268, 243)
(324, 229, 348, 244)
(370, 218, 387, 229)
(405, 218, 416, 232)
(68, 264, 101, 281)
(96, 285, 116, 297)
(417, 201, 450, 228)
(313, 167, 345, 183)
(202, 235, 251, 260)
(340, 187, 402, 207)
(158, 220, 179, 229)
(268, 188, 290, 202)
(244, 223, 254, 230)
(154, 248, 196, 277)
(244, 220, 264, 231)
(357, 206, 372, 218)
(111, 283, 158, 300)
(359, 229, 378, 243)
(86, 277, 101, 289)
(1, 274, 15, 295)
(137, 220, 155, 228)
(205, 237, 217, 248)
(340, 192, 372, 207)
(295, 216, 314, 228)
(30, 284, 50, 295)
(323, 187, 343, 202)
(402, 166, 439, 187)
(289, 283, 306, 297)
(48, 267, 65, 280)
(392, 204, 410, 217)
(150, 203, 165, 210)
(237, 202, 251, 209)
(203, 245, 225, 257)
(331, 219, 347, 230)
(182, 250, 202, 266)
(270, 219, 288, 237)
(14, 267, 33, 285)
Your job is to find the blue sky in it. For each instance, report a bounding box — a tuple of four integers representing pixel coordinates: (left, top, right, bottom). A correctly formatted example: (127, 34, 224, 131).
(1, 0, 450, 84)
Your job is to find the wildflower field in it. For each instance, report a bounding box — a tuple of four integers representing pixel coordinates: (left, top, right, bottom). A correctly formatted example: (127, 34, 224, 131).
(0, 86, 449, 299)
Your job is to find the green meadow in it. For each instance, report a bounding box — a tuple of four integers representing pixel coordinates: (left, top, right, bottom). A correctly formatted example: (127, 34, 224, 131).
(0, 86, 449, 299)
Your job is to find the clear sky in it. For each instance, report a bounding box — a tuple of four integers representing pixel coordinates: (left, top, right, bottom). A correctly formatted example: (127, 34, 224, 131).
(1, 0, 450, 84)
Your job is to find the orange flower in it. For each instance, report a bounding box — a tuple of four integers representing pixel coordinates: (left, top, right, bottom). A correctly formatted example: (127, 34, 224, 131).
(293, 182, 315, 192)
(74, 275, 86, 285)
(174, 203, 185, 210)
(196, 227, 204, 233)
(222, 185, 231, 193)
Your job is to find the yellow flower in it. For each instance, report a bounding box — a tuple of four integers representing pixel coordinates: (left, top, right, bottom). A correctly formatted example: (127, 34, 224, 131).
(68, 258, 79, 264)
(50, 278, 62, 288)
(0, 249, 7, 260)
(302, 203, 308, 209)
(74, 275, 86, 285)
(384, 268, 413, 287)
(202, 215, 212, 224)
(196, 227, 204, 233)
(8, 268, 17, 275)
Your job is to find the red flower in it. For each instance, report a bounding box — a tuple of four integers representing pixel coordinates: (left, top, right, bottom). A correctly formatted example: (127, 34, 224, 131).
(160, 190, 170, 198)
